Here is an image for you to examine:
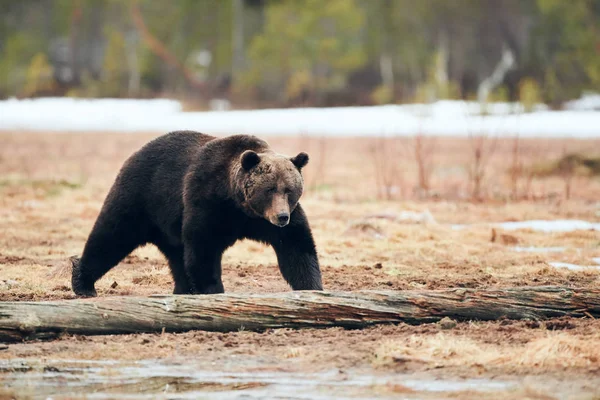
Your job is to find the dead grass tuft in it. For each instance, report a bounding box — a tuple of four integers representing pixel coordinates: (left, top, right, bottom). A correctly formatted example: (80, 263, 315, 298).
(46, 258, 75, 279)
(374, 331, 600, 372)
(508, 334, 600, 368)
(0, 387, 28, 400)
(343, 220, 385, 239)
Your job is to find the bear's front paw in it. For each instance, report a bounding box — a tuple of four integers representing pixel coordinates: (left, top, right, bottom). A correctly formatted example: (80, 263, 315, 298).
(73, 287, 98, 298)
(194, 282, 225, 295)
(70, 256, 98, 297)
(173, 284, 194, 295)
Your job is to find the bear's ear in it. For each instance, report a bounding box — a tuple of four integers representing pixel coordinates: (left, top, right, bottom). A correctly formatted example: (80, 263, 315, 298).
(291, 152, 309, 170)
(241, 150, 261, 171)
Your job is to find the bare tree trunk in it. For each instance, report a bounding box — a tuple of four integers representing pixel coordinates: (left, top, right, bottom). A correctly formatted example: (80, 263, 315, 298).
(124, 30, 140, 97)
(69, 0, 83, 84)
(379, 0, 394, 98)
(232, 0, 245, 82)
(1, 287, 598, 343)
(435, 31, 449, 97)
(477, 46, 515, 105)
(380, 55, 394, 92)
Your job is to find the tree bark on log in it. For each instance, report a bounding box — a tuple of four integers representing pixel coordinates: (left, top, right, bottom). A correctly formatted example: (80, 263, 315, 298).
(1, 286, 598, 342)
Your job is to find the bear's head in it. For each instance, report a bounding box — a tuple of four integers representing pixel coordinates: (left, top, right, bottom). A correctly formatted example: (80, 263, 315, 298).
(236, 150, 309, 227)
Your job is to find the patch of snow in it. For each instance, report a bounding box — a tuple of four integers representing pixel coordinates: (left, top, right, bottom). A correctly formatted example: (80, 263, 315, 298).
(398, 210, 437, 225)
(497, 220, 600, 233)
(548, 262, 600, 271)
(593, 257, 600, 265)
(450, 219, 600, 233)
(401, 100, 548, 118)
(511, 246, 566, 253)
(209, 98, 231, 111)
(565, 92, 600, 111)
(366, 210, 437, 225)
(20, 200, 44, 209)
(1, 97, 600, 138)
(0, 279, 19, 289)
(450, 224, 467, 230)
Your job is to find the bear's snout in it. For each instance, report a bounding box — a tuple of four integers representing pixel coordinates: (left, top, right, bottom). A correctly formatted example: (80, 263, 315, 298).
(268, 211, 290, 227)
(276, 212, 290, 227)
(264, 192, 291, 227)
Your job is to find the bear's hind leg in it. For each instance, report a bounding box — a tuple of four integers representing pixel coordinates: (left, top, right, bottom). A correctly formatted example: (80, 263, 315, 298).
(73, 211, 147, 297)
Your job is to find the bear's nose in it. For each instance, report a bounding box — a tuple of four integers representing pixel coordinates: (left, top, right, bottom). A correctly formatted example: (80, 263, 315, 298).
(277, 213, 290, 225)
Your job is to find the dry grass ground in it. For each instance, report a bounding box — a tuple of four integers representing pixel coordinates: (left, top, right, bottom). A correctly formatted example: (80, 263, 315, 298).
(1, 131, 600, 398)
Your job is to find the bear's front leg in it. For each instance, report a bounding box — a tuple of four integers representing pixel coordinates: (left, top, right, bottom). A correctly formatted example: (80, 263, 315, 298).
(271, 205, 323, 291)
(182, 223, 226, 295)
(182, 242, 225, 294)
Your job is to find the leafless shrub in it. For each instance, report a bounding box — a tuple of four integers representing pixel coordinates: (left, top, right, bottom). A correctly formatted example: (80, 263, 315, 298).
(369, 136, 404, 200)
(521, 140, 550, 200)
(297, 134, 328, 193)
(559, 146, 575, 200)
(467, 132, 498, 201)
(413, 133, 436, 196)
(505, 134, 526, 200)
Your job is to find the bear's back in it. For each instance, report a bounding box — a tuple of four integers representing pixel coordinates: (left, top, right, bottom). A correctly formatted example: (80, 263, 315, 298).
(107, 131, 270, 246)
(107, 131, 214, 245)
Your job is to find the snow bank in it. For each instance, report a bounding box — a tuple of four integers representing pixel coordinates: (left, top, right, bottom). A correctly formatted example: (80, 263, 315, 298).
(0, 97, 181, 132)
(1, 97, 599, 137)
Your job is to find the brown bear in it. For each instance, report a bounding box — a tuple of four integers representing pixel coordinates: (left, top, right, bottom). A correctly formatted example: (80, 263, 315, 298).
(71, 131, 323, 297)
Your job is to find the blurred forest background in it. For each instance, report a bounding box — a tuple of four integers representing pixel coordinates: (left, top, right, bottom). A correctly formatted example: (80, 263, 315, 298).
(1, 0, 599, 109)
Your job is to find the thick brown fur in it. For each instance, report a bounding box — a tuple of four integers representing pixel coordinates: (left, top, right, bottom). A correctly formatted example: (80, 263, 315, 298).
(71, 131, 322, 297)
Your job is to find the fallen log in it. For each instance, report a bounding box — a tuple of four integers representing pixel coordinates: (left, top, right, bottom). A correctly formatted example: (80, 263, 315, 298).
(0, 286, 598, 342)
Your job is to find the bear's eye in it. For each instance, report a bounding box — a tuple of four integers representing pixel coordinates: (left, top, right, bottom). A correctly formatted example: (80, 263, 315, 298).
(267, 187, 277, 194)
(284, 188, 292, 194)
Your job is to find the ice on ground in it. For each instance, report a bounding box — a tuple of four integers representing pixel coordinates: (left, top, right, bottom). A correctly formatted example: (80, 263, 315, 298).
(548, 262, 600, 271)
(511, 246, 566, 253)
(0, 358, 517, 399)
(498, 220, 600, 232)
(1, 97, 600, 137)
